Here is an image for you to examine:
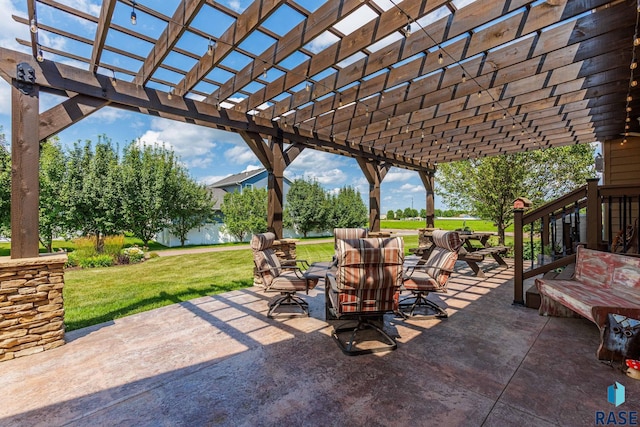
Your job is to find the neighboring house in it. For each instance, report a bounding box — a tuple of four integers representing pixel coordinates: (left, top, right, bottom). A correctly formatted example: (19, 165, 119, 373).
(155, 169, 298, 247)
(206, 168, 293, 217)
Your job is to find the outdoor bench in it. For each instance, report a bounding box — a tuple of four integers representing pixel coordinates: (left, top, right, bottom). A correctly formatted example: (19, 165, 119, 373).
(535, 246, 640, 360)
(457, 245, 509, 277)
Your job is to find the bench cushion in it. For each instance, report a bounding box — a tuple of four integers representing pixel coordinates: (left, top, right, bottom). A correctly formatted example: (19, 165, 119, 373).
(535, 279, 640, 322)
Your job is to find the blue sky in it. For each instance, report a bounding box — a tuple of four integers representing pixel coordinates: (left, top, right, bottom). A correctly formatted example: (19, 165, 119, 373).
(0, 0, 447, 213)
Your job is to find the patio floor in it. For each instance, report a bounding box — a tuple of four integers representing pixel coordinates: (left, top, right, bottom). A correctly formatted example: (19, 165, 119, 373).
(1, 260, 639, 426)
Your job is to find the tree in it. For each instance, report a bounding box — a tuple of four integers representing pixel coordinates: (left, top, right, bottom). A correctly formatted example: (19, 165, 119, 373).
(168, 171, 215, 246)
(39, 138, 66, 252)
(395, 209, 403, 220)
(328, 186, 368, 229)
(221, 187, 268, 241)
(437, 145, 595, 244)
(121, 141, 183, 245)
(284, 178, 328, 237)
(61, 138, 124, 251)
(419, 208, 427, 218)
(387, 210, 395, 220)
(0, 127, 10, 237)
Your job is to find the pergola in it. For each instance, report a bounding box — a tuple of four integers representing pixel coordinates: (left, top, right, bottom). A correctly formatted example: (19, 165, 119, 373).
(2, 0, 637, 259)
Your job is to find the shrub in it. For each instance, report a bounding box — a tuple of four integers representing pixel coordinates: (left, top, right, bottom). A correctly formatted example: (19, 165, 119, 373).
(148, 252, 160, 259)
(103, 235, 125, 258)
(121, 246, 145, 264)
(78, 254, 114, 268)
(72, 236, 98, 258)
(66, 251, 79, 268)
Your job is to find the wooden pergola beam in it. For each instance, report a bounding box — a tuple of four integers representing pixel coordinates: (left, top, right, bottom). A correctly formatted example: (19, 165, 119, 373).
(356, 158, 391, 233)
(239, 131, 304, 238)
(0, 47, 430, 172)
(39, 95, 109, 141)
(89, 0, 116, 73)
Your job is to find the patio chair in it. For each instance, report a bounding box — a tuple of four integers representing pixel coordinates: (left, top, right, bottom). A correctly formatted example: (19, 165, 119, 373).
(326, 237, 404, 355)
(331, 227, 368, 267)
(401, 230, 462, 318)
(251, 232, 318, 318)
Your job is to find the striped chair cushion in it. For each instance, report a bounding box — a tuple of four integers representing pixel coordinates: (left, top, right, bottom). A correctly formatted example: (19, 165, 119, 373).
(250, 232, 276, 251)
(333, 228, 368, 250)
(334, 237, 404, 313)
(431, 230, 462, 252)
(404, 231, 460, 291)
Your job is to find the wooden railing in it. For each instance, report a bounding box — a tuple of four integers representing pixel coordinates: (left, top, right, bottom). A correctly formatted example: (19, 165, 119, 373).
(513, 179, 640, 305)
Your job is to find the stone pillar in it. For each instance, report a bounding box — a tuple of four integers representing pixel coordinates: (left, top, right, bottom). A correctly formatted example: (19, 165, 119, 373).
(0, 254, 67, 362)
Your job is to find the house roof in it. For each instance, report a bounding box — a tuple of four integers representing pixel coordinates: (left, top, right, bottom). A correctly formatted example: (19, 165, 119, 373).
(3, 0, 637, 171)
(208, 169, 266, 189)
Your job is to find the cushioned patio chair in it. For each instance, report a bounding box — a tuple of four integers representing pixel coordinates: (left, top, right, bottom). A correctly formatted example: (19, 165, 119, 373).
(326, 237, 404, 355)
(251, 232, 318, 318)
(401, 230, 462, 318)
(331, 228, 368, 267)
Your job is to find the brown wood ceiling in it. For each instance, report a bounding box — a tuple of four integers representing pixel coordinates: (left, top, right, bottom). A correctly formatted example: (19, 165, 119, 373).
(5, 0, 639, 171)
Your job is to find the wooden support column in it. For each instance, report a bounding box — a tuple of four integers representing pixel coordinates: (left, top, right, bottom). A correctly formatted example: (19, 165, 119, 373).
(513, 208, 525, 305)
(11, 62, 40, 258)
(240, 131, 303, 239)
(586, 177, 601, 250)
(356, 158, 390, 232)
(418, 169, 436, 228)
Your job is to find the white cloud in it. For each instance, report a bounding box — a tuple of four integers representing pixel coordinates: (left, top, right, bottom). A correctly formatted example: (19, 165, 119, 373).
(306, 31, 340, 54)
(0, 81, 11, 116)
(333, 5, 377, 36)
(85, 107, 128, 124)
(138, 118, 227, 169)
(242, 164, 261, 172)
(288, 149, 346, 171)
(302, 168, 348, 185)
(0, 0, 29, 53)
(385, 169, 416, 183)
(57, 0, 101, 16)
(399, 183, 425, 193)
(224, 145, 256, 164)
(199, 175, 230, 185)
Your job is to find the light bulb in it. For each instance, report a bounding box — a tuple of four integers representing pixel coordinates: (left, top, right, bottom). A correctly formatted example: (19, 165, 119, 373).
(633, 80, 638, 87)
(168, 88, 173, 100)
(628, 95, 633, 102)
(36, 48, 44, 63)
(477, 90, 481, 98)
(635, 37, 640, 46)
(207, 39, 214, 56)
(403, 23, 411, 38)
(365, 106, 370, 117)
(262, 67, 267, 79)
(462, 73, 466, 83)
(631, 62, 638, 70)
(491, 103, 495, 111)
(305, 81, 310, 92)
(30, 19, 37, 33)
(438, 52, 443, 65)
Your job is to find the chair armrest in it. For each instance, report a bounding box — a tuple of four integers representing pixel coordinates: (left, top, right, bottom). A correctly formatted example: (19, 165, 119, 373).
(326, 272, 339, 293)
(404, 264, 453, 278)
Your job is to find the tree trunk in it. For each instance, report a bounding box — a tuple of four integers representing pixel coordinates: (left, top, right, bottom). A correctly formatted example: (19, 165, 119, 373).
(498, 224, 506, 245)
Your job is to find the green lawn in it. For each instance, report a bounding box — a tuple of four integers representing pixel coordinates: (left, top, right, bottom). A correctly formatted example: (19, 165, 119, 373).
(381, 218, 514, 232)
(62, 235, 427, 331)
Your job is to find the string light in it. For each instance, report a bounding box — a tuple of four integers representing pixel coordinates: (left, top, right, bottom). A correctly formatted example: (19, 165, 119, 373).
(402, 22, 412, 38)
(131, 0, 137, 25)
(168, 87, 173, 100)
(36, 45, 44, 62)
(207, 38, 215, 56)
(30, 18, 37, 33)
(461, 73, 466, 83)
(111, 69, 117, 86)
(622, 6, 640, 144)
(438, 52, 443, 65)
(262, 67, 267, 79)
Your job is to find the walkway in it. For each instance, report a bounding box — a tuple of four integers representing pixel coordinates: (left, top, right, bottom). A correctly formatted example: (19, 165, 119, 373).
(1, 260, 638, 426)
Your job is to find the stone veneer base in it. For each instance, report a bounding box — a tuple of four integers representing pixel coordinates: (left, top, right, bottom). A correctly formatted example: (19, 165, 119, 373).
(0, 253, 68, 362)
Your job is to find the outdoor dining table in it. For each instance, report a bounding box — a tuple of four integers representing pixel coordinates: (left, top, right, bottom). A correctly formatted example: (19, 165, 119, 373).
(409, 230, 508, 278)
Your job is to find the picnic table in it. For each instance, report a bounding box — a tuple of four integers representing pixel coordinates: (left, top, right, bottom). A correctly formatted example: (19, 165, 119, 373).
(410, 230, 509, 278)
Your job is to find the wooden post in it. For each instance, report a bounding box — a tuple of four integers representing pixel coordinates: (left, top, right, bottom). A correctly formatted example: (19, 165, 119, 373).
(11, 63, 40, 259)
(586, 178, 600, 250)
(356, 158, 390, 232)
(419, 169, 435, 228)
(513, 207, 525, 305)
(268, 136, 284, 239)
(240, 131, 303, 240)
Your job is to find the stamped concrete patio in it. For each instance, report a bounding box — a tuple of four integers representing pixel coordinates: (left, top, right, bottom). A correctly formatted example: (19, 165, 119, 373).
(1, 260, 639, 426)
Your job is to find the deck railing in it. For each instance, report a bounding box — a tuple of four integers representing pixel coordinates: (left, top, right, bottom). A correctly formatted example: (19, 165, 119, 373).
(513, 179, 640, 305)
